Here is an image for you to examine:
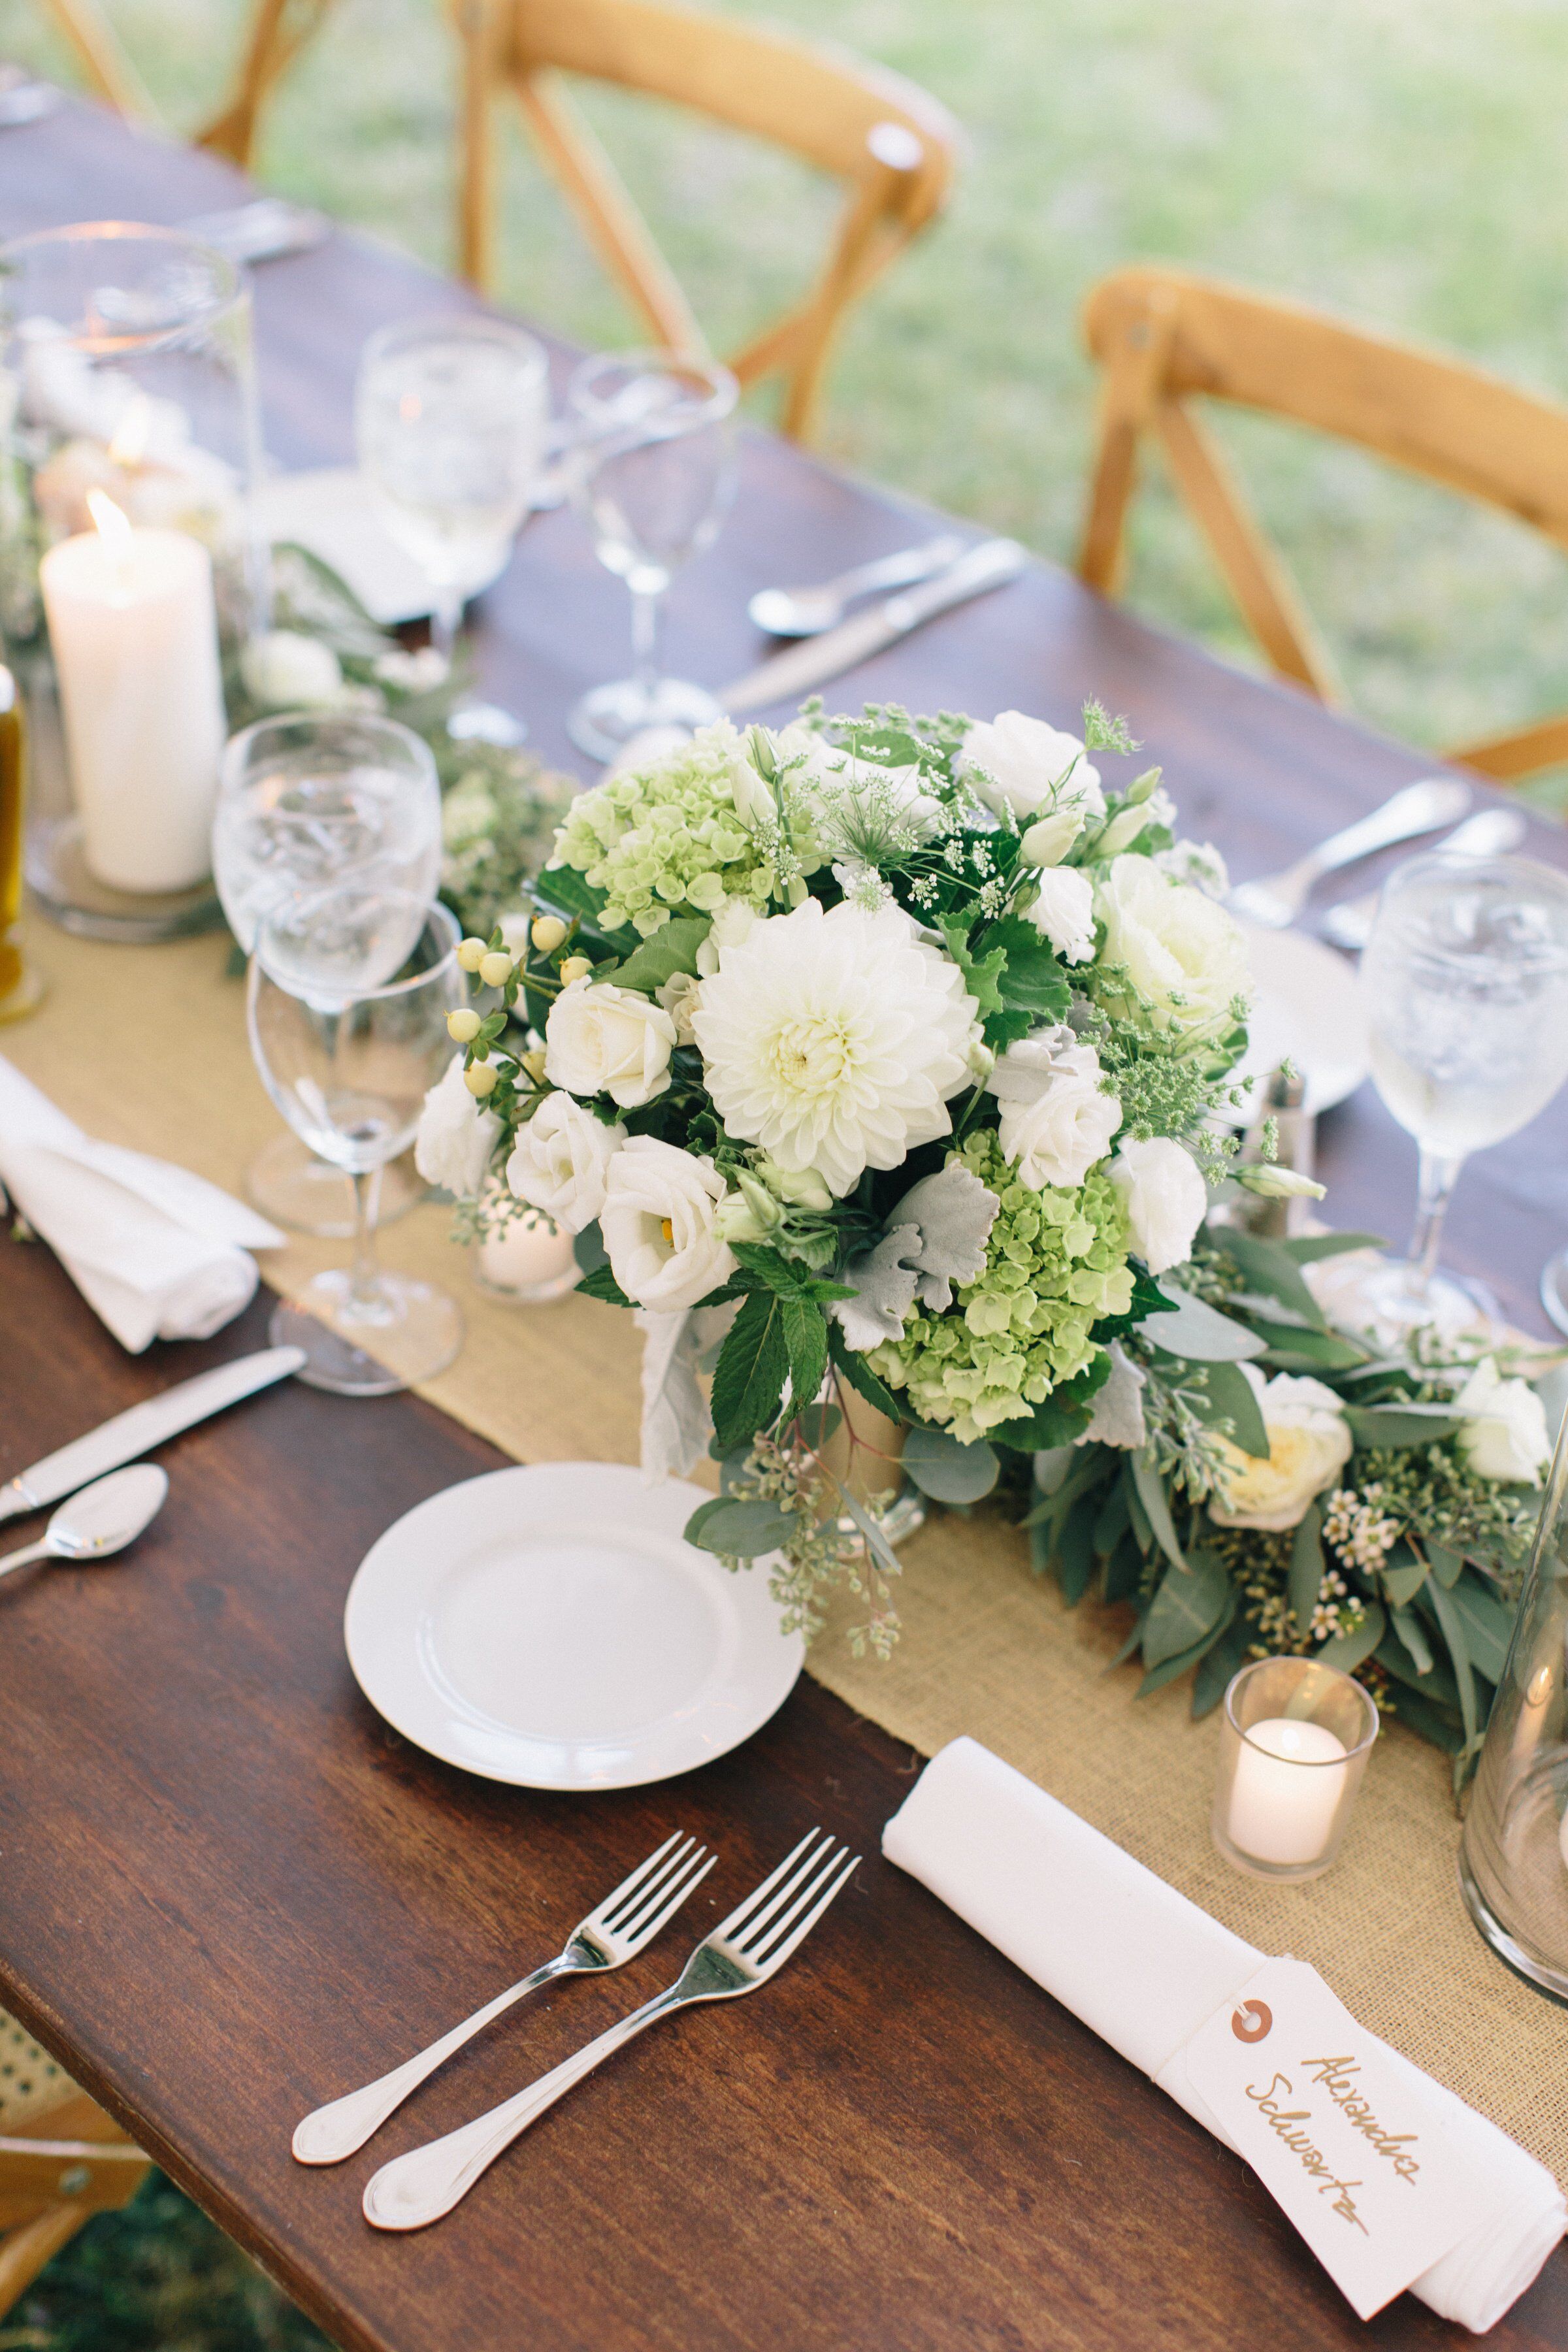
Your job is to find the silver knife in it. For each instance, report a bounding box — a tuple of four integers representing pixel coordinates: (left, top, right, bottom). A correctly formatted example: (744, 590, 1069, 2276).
(719, 536, 1029, 717)
(0, 1346, 306, 1524)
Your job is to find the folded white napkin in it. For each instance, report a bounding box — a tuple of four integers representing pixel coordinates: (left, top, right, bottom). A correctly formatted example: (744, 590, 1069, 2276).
(0, 1056, 282, 1352)
(884, 1738, 1565, 2334)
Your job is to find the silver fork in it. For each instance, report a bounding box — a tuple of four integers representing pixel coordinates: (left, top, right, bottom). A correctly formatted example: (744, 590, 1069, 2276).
(362, 1827, 859, 2230)
(1228, 776, 1471, 929)
(292, 1832, 714, 2166)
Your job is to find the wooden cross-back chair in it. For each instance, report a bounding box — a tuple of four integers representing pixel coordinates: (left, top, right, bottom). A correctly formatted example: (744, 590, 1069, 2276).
(451, 0, 958, 442)
(1077, 265, 1568, 784)
(37, 0, 335, 166)
(0, 2010, 150, 2317)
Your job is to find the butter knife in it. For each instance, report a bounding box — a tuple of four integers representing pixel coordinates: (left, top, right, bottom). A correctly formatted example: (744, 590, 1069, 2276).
(719, 536, 1029, 717)
(0, 1346, 305, 1524)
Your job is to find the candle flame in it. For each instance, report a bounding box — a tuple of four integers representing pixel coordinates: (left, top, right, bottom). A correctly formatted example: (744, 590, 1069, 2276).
(106, 394, 152, 470)
(86, 488, 135, 556)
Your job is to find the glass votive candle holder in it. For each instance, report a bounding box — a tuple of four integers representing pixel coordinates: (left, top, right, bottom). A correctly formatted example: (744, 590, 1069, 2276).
(1213, 1656, 1379, 1882)
(471, 1186, 580, 1305)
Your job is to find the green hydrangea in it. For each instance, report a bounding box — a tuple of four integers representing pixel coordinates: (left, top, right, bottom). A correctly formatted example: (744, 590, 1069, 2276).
(870, 1132, 1134, 1445)
(551, 724, 820, 937)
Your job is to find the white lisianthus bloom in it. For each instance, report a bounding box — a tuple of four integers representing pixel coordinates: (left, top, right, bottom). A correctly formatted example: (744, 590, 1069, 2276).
(657, 968, 703, 1043)
(1154, 838, 1230, 900)
(1107, 1135, 1207, 1275)
(691, 897, 980, 1198)
(1024, 865, 1096, 964)
(986, 1030, 1121, 1190)
(960, 711, 1104, 826)
(1209, 1366, 1353, 1531)
(1454, 1359, 1552, 1484)
(601, 1137, 737, 1312)
(1095, 853, 1252, 1039)
(505, 1092, 626, 1233)
(239, 629, 345, 710)
(1096, 785, 1177, 860)
(544, 977, 678, 1109)
(413, 1053, 500, 1200)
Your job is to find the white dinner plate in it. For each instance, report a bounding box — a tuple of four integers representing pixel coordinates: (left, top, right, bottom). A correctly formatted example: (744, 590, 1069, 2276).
(1228, 919, 1371, 1120)
(344, 1462, 804, 1790)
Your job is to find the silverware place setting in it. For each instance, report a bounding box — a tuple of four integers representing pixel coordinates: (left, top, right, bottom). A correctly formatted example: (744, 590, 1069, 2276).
(747, 534, 967, 636)
(1226, 773, 1471, 930)
(359, 1826, 858, 2231)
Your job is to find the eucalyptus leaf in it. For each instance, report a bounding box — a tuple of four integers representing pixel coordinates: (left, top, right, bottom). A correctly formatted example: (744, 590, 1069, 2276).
(1426, 1544, 1465, 1590)
(1192, 1615, 1251, 1717)
(837, 1487, 904, 1584)
(1345, 1407, 1463, 1448)
(1439, 1575, 1516, 1686)
(1380, 1554, 1428, 1607)
(1288, 1503, 1324, 1637)
(1139, 1581, 1235, 1692)
(1315, 1600, 1386, 1675)
(1143, 1549, 1230, 1667)
(1259, 1331, 1370, 1373)
(1220, 1231, 1327, 1326)
(902, 1426, 1000, 1504)
(684, 1496, 795, 1558)
(1281, 1232, 1388, 1264)
(1141, 1285, 1267, 1363)
(1031, 1445, 1077, 1497)
(1183, 1356, 1270, 1457)
(1132, 1450, 1185, 1571)
(1390, 1603, 1435, 1674)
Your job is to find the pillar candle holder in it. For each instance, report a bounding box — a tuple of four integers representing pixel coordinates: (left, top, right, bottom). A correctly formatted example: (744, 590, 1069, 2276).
(0, 223, 262, 941)
(470, 1186, 581, 1305)
(1213, 1655, 1378, 1882)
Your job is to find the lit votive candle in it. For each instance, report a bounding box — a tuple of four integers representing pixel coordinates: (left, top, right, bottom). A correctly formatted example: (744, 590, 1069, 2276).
(1227, 1717, 1348, 1867)
(39, 491, 226, 894)
(475, 1203, 579, 1304)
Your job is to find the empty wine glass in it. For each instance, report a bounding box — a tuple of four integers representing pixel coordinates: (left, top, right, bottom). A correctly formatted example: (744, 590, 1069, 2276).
(566, 350, 738, 761)
(248, 887, 465, 1396)
(1360, 851, 1568, 1331)
(214, 711, 442, 1237)
(355, 316, 549, 657)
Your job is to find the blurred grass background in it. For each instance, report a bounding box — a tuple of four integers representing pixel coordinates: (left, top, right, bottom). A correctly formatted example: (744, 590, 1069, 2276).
(0, 0, 1564, 2341)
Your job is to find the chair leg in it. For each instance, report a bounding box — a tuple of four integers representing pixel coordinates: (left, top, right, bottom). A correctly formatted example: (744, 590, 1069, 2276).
(0, 2202, 92, 2320)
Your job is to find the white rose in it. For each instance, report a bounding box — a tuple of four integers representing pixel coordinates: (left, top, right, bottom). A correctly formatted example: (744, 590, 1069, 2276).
(1209, 1366, 1353, 1532)
(1095, 853, 1252, 1039)
(987, 1030, 1121, 1190)
(960, 711, 1104, 825)
(413, 1053, 500, 1200)
(601, 1137, 738, 1312)
(1107, 1135, 1207, 1275)
(505, 1092, 626, 1233)
(239, 629, 345, 710)
(1455, 1359, 1552, 1484)
(1024, 865, 1096, 964)
(544, 977, 678, 1109)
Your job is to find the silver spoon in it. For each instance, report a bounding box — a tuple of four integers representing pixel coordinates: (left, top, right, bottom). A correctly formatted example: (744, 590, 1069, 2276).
(747, 534, 968, 637)
(0, 1463, 169, 1580)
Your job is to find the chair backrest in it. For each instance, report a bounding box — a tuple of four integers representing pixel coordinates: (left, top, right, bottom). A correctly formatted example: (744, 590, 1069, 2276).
(35, 0, 333, 167)
(452, 0, 958, 442)
(1077, 265, 1568, 784)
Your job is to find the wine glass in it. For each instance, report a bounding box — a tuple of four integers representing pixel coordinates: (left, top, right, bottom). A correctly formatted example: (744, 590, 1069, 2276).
(355, 316, 549, 659)
(1360, 851, 1568, 1331)
(214, 711, 442, 1236)
(566, 350, 738, 762)
(248, 887, 466, 1396)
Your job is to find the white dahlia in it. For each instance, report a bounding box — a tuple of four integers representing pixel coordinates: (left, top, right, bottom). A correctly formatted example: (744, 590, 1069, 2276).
(690, 897, 981, 1198)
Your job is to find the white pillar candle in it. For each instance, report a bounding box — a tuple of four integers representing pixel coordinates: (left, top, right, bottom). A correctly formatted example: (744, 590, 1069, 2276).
(1227, 1716, 1348, 1867)
(479, 1209, 578, 1296)
(39, 493, 226, 894)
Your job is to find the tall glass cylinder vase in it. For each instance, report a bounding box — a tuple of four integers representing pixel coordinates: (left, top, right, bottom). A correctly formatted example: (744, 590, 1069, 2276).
(0, 223, 263, 940)
(1460, 1400, 1568, 2002)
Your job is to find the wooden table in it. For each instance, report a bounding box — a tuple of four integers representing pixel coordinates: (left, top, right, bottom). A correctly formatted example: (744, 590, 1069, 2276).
(4, 98, 1568, 2352)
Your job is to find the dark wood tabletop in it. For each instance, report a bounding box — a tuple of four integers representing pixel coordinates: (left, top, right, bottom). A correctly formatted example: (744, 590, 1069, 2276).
(3, 96, 1568, 2352)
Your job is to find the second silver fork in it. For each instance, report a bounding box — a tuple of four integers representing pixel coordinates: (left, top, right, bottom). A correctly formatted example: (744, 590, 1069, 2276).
(291, 1831, 714, 2164)
(363, 1826, 859, 2230)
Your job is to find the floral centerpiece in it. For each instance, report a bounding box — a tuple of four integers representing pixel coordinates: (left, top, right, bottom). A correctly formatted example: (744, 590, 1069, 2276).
(416, 698, 1286, 1652)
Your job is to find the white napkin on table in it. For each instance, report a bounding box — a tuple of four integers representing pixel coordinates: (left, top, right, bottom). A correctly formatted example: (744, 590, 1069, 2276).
(884, 1738, 1566, 2334)
(0, 1056, 282, 1352)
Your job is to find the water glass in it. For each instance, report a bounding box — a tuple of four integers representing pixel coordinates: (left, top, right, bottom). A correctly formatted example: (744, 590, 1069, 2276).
(248, 888, 465, 1397)
(355, 316, 549, 655)
(566, 350, 738, 761)
(1360, 852, 1568, 1330)
(214, 711, 442, 1235)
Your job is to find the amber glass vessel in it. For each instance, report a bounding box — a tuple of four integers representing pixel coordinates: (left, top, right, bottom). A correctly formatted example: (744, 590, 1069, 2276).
(0, 664, 44, 1022)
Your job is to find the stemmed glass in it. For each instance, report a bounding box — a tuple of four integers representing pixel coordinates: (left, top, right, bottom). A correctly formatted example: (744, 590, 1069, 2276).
(566, 350, 738, 762)
(355, 316, 550, 660)
(214, 711, 442, 1236)
(1360, 851, 1568, 1332)
(248, 887, 466, 1397)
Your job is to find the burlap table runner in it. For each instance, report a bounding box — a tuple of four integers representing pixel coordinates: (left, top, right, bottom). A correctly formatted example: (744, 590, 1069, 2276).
(11, 924, 1568, 2187)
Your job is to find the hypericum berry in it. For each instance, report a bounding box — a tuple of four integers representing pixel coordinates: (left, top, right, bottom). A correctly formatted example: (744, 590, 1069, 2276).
(478, 950, 514, 989)
(446, 1008, 482, 1043)
(463, 1061, 499, 1097)
(531, 913, 568, 953)
(559, 955, 593, 984)
(457, 936, 489, 972)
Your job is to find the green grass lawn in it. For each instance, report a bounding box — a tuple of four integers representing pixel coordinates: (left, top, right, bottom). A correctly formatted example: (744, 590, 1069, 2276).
(0, 1, 1563, 2342)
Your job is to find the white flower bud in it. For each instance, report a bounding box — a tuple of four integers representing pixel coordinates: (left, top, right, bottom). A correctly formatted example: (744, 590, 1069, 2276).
(446, 1008, 482, 1044)
(1237, 1164, 1326, 1200)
